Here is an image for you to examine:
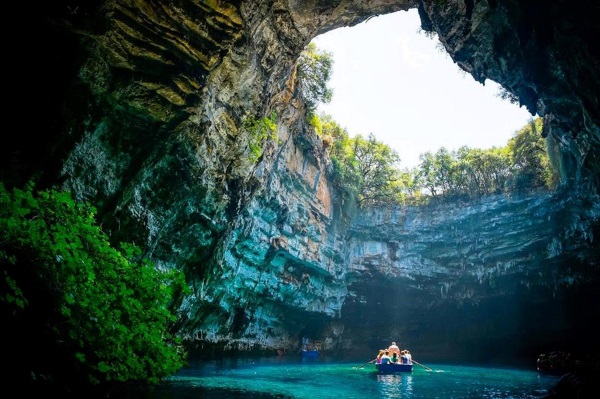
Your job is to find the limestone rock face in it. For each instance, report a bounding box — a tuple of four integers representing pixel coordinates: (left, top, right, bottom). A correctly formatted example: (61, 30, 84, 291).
(342, 191, 599, 361)
(3, 0, 599, 360)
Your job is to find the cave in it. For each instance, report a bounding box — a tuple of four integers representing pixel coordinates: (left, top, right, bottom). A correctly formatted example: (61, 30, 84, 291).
(2, 0, 599, 388)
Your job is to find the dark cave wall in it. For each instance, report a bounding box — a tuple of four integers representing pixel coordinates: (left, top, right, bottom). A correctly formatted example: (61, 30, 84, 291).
(418, 0, 600, 188)
(339, 193, 600, 364)
(2, 0, 599, 358)
(341, 269, 600, 365)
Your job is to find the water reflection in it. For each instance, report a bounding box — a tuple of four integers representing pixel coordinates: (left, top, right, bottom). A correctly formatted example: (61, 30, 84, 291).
(376, 373, 413, 398)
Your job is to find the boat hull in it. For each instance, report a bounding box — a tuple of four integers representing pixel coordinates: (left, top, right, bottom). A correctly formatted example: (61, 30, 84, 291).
(376, 363, 413, 374)
(301, 350, 319, 358)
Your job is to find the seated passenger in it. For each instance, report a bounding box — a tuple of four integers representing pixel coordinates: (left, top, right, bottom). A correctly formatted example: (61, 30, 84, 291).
(380, 351, 392, 364)
(376, 350, 384, 364)
(400, 350, 409, 364)
(405, 350, 413, 364)
(391, 352, 399, 364)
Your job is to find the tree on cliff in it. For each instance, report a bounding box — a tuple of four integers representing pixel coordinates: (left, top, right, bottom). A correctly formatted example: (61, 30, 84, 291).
(415, 117, 556, 200)
(325, 127, 405, 207)
(352, 133, 403, 206)
(296, 42, 333, 115)
(508, 118, 558, 190)
(418, 146, 512, 198)
(311, 115, 555, 207)
(0, 182, 188, 395)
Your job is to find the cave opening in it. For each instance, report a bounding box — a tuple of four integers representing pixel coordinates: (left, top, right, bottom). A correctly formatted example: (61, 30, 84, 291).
(312, 9, 533, 169)
(303, 8, 598, 368)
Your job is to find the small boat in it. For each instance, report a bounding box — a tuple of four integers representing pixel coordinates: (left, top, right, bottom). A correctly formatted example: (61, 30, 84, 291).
(300, 337, 321, 358)
(301, 349, 319, 358)
(376, 362, 413, 374)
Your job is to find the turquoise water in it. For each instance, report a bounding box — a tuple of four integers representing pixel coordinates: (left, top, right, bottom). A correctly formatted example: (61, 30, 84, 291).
(131, 357, 559, 399)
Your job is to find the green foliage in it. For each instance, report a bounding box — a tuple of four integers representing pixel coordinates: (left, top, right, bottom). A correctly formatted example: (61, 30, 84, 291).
(319, 114, 356, 200)
(508, 118, 556, 190)
(308, 113, 323, 136)
(352, 134, 403, 206)
(544, 134, 562, 188)
(417, 151, 440, 197)
(465, 146, 512, 195)
(325, 124, 405, 207)
(296, 42, 334, 115)
(417, 144, 517, 199)
(410, 117, 557, 200)
(243, 111, 278, 163)
(496, 86, 521, 106)
(321, 112, 556, 206)
(316, 113, 349, 145)
(0, 182, 188, 392)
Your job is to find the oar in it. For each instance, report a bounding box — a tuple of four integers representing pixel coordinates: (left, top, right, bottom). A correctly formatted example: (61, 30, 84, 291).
(412, 359, 432, 371)
(354, 358, 377, 369)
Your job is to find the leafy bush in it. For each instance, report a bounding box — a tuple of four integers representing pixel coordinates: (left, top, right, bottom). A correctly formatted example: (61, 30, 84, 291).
(243, 111, 278, 163)
(0, 182, 188, 394)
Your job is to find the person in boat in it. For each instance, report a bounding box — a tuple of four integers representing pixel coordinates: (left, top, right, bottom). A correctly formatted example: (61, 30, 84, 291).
(405, 350, 413, 364)
(400, 350, 409, 364)
(380, 351, 392, 364)
(376, 350, 385, 364)
(391, 351, 399, 364)
(388, 341, 400, 355)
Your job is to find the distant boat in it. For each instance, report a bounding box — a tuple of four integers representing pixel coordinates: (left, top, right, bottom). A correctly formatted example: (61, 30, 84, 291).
(300, 337, 321, 358)
(375, 362, 413, 373)
(301, 349, 319, 358)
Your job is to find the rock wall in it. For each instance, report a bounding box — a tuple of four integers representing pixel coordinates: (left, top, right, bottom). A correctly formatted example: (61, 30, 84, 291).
(417, 0, 600, 188)
(342, 191, 600, 362)
(2, 0, 599, 359)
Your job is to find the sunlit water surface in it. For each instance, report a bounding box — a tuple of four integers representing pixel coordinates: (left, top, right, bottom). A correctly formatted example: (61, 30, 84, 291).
(125, 357, 559, 399)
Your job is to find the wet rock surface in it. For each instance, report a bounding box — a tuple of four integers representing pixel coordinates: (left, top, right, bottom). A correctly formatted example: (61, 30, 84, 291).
(2, 0, 599, 362)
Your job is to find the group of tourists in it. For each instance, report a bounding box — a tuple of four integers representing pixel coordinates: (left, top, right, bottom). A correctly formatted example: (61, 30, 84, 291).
(376, 341, 412, 365)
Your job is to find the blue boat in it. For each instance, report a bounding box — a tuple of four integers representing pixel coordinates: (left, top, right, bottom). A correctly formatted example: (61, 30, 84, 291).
(301, 349, 319, 358)
(300, 337, 321, 358)
(376, 362, 413, 374)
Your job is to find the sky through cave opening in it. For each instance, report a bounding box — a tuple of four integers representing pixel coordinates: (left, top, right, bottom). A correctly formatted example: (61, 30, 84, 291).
(312, 9, 533, 169)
